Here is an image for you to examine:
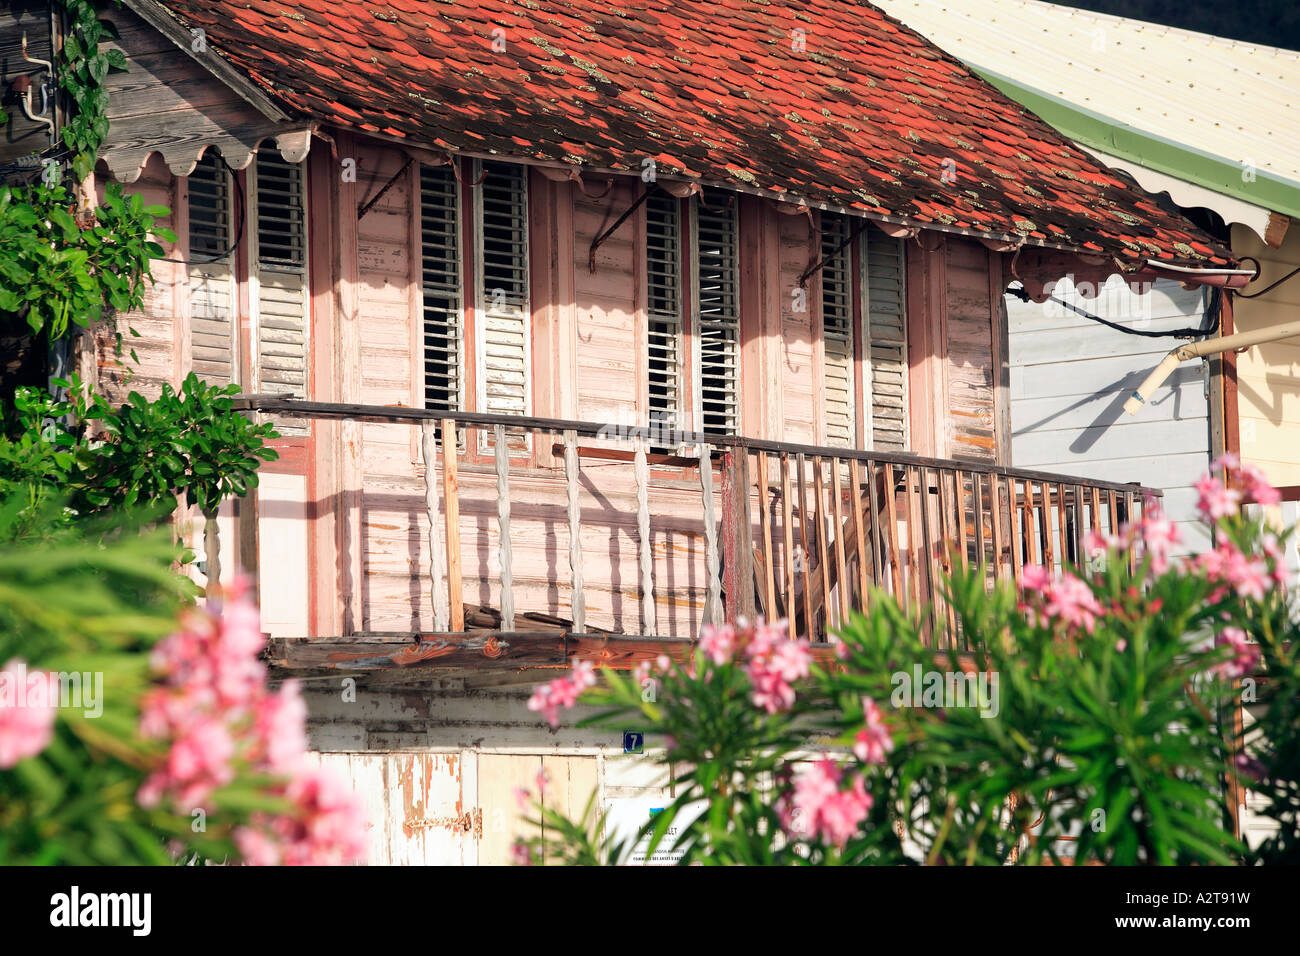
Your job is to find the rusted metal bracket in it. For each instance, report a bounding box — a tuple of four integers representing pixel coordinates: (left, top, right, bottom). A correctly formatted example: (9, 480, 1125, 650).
(358, 156, 413, 220)
(799, 218, 871, 287)
(589, 183, 657, 272)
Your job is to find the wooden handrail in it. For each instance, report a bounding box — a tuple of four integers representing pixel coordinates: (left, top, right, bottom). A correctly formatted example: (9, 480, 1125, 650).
(257, 394, 1160, 648)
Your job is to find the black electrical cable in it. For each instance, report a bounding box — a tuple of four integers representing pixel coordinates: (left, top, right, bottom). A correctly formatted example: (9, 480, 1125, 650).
(1234, 256, 1300, 299)
(154, 152, 246, 265)
(1007, 282, 1221, 339)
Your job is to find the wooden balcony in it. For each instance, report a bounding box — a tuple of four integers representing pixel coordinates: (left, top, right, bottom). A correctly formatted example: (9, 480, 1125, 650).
(234, 397, 1160, 679)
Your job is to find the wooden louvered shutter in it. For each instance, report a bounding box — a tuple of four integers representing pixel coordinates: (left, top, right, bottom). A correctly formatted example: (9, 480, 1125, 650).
(187, 152, 236, 384)
(695, 189, 740, 436)
(865, 230, 908, 450)
(821, 213, 856, 448)
(477, 161, 529, 427)
(252, 152, 309, 415)
(646, 190, 683, 442)
(421, 164, 462, 415)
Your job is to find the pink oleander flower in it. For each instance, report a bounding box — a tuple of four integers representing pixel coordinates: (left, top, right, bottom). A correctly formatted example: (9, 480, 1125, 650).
(1019, 564, 1052, 593)
(510, 839, 536, 866)
(141, 715, 236, 810)
(1045, 572, 1104, 633)
(782, 760, 872, 850)
(1023, 567, 1103, 634)
(1220, 545, 1270, 602)
(274, 767, 368, 866)
(698, 623, 737, 666)
(253, 681, 309, 774)
(1195, 471, 1242, 521)
(853, 698, 894, 766)
(1210, 627, 1260, 681)
(1139, 504, 1180, 573)
(527, 658, 599, 728)
(744, 620, 810, 715)
(0, 659, 57, 769)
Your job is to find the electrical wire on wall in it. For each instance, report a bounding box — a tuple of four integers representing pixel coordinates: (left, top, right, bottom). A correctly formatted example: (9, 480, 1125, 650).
(155, 151, 246, 265)
(1007, 281, 1222, 340)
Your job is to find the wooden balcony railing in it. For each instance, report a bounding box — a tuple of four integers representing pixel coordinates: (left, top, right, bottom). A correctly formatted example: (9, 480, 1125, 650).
(235, 396, 1160, 650)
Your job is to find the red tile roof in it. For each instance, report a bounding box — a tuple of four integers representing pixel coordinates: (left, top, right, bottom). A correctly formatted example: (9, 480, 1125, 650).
(154, 0, 1235, 268)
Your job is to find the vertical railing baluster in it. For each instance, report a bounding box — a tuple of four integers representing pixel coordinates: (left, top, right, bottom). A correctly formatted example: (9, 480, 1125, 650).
(494, 424, 515, 631)
(563, 429, 586, 633)
(757, 451, 777, 620)
(813, 456, 833, 633)
(422, 420, 450, 631)
(441, 418, 464, 631)
(780, 453, 796, 628)
(989, 473, 1005, 583)
(884, 464, 904, 604)
(831, 457, 850, 628)
(866, 459, 884, 590)
(1009, 478, 1024, 581)
(849, 458, 870, 608)
(699, 441, 723, 628)
(1040, 481, 1055, 572)
(796, 453, 815, 640)
(634, 436, 657, 635)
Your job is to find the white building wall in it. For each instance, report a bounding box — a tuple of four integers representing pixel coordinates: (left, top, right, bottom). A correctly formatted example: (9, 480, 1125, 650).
(1007, 275, 1213, 555)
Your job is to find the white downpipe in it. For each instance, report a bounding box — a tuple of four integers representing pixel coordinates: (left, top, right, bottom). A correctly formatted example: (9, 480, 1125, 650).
(1123, 320, 1300, 415)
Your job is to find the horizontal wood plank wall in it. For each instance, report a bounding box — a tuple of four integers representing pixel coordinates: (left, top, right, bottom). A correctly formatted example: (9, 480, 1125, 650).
(95, 154, 182, 402)
(945, 238, 997, 463)
(779, 210, 816, 444)
(1007, 274, 1210, 554)
(1230, 223, 1300, 487)
(573, 178, 640, 430)
(905, 235, 946, 457)
(99, 6, 297, 183)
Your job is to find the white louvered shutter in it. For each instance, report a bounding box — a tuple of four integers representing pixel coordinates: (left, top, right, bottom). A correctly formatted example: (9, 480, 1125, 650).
(252, 152, 309, 407)
(821, 213, 856, 448)
(187, 152, 236, 385)
(865, 230, 908, 450)
(420, 164, 462, 415)
(477, 161, 530, 449)
(646, 190, 683, 445)
(695, 189, 740, 436)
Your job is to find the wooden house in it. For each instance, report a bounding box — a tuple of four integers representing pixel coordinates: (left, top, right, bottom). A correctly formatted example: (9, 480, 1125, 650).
(9, 0, 1254, 862)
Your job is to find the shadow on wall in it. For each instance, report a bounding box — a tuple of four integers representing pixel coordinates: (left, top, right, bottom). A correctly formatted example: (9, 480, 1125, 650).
(1014, 365, 1201, 455)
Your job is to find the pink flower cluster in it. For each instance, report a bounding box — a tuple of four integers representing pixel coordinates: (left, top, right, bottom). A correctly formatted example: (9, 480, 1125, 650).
(741, 620, 812, 714)
(779, 760, 873, 849)
(0, 658, 57, 769)
(1020, 565, 1104, 633)
(527, 659, 597, 728)
(1209, 627, 1261, 681)
(1195, 543, 1273, 602)
(853, 698, 894, 766)
(1197, 453, 1280, 519)
(139, 579, 365, 865)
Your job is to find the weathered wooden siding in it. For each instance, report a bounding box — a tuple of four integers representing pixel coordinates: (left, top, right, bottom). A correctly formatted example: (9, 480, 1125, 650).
(780, 211, 818, 444)
(1007, 275, 1211, 553)
(1231, 223, 1300, 486)
(98, 5, 306, 183)
(305, 685, 671, 865)
(573, 179, 640, 424)
(945, 240, 997, 462)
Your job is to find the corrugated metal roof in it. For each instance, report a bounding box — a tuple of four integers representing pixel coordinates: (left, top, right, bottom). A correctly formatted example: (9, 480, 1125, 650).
(874, 0, 1300, 194)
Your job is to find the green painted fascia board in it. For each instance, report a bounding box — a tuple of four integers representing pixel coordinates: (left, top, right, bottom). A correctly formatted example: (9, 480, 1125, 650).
(971, 64, 1300, 221)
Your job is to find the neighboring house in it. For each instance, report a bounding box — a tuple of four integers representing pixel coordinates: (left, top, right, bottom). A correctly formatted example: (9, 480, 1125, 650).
(3, 0, 1248, 862)
(876, 0, 1300, 503)
(877, 0, 1300, 844)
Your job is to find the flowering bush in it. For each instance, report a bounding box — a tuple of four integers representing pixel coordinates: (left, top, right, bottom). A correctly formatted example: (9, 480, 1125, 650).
(515, 456, 1300, 865)
(0, 497, 365, 865)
